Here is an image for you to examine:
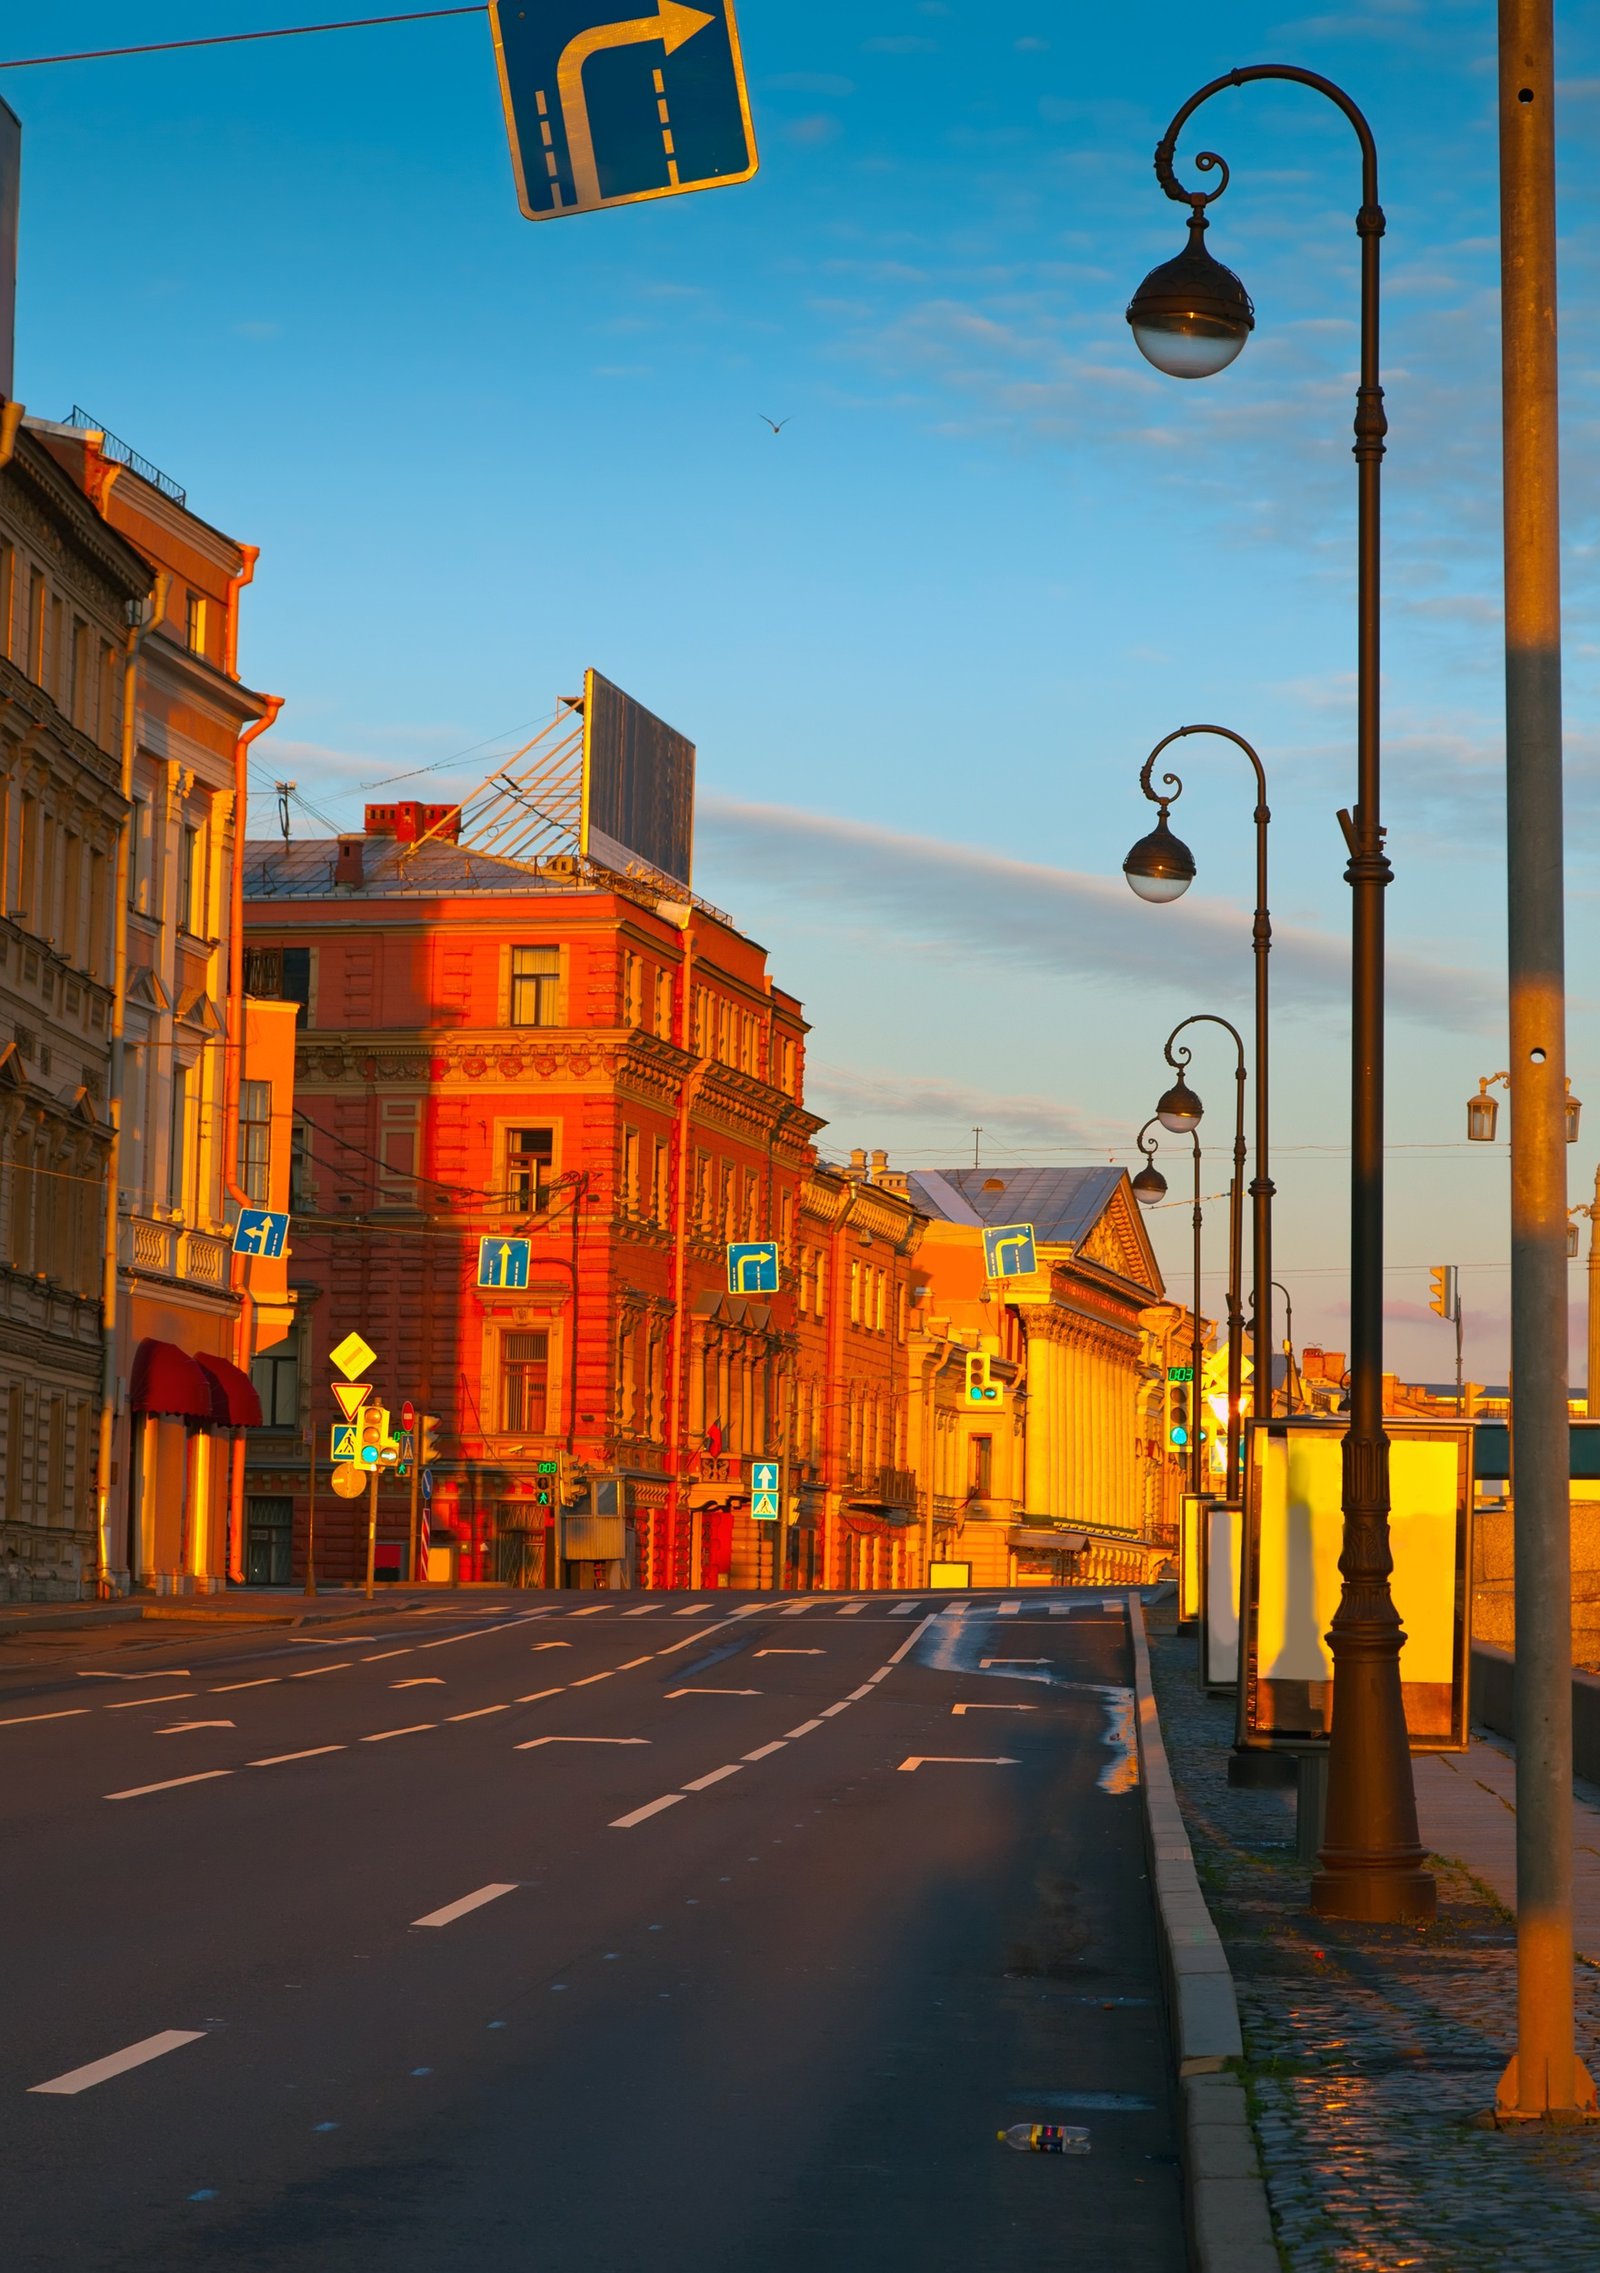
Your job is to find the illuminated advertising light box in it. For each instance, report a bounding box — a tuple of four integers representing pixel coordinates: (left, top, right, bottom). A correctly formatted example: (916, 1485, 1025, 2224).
(927, 1560, 971, 1589)
(1179, 1492, 1209, 1626)
(1239, 1419, 1471, 1754)
(1201, 1498, 1241, 1692)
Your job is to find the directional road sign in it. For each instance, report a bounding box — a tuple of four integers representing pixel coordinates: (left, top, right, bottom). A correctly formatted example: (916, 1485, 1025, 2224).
(330, 1331, 377, 1382)
(478, 1236, 532, 1290)
(982, 1223, 1038, 1280)
(330, 1423, 358, 1462)
(489, 0, 757, 223)
(232, 1207, 290, 1259)
(727, 1241, 779, 1295)
(750, 1458, 780, 1521)
(331, 1380, 372, 1421)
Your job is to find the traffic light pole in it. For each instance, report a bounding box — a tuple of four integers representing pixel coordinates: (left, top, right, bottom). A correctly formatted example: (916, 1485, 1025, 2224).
(407, 1452, 421, 1584)
(365, 1468, 378, 1601)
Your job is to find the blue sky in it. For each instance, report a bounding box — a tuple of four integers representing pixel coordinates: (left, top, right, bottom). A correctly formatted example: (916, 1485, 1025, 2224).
(9, 0, 1600, 1381)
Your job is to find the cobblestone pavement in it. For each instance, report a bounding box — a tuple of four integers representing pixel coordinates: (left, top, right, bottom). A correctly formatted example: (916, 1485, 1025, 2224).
(1147, 1603, 1600, 2271)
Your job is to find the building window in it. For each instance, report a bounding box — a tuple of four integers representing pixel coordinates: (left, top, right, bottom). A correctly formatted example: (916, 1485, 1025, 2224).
(655, 970, 673, 1038)
(169, 1064, 192, 1213)
(969, 1435, 993, 1500)
(251, 1342, 300, 1430)
(127, 797, 148, 913)
(506, 1127, 553, 1213)
(237, 1079, 272, 1205)
(185, 591, 207, 656)
(242, 942, 312, 1024)
(289, 1116, 314, 1208)
(815, 1252, 827, 1318)
(849, 1257, 861, 1326)
(501, 1331, 549, 1434)
(179, 822, 205, 935)
(622, 1128, 641, 1215)
(651, 1138, 669, 1224)
(509, 945, 559, 1027)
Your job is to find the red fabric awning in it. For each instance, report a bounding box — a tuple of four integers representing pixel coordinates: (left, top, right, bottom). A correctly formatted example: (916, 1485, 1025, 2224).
(195, 1351, 263, 1429)
(129, 1339, 213, 1421)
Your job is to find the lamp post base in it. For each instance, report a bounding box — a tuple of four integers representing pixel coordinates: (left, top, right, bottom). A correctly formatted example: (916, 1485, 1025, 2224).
(1310, 1859, 1436, 1924)
(1481, 2054, 1600, 2128)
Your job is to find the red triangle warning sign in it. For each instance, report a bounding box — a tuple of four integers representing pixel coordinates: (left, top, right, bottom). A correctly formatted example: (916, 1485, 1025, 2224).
(331, 1380, 372, 1420)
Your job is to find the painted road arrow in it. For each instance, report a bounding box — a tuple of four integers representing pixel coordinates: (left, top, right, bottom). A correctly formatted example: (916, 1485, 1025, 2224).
(951, 1703, 1037, 1715)
(515, 1736, 652, 1751)
(897, 1757, 1019, 1772)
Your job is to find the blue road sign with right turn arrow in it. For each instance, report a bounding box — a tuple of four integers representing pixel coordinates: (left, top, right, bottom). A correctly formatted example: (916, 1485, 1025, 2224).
(489, 1, 758, 223)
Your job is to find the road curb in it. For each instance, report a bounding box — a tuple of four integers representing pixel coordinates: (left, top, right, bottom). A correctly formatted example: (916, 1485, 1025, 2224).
(1127, 1593, 1279, 2273)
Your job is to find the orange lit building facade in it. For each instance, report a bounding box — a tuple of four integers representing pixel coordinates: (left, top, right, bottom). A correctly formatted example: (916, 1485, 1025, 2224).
(240, 817, 820, 1588)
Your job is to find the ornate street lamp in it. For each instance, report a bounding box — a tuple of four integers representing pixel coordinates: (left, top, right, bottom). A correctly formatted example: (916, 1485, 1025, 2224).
(1133, 1116, 1205, 1496)
(1131, 65, 1433, 1924)
(1158, 1017, 1247, 1495)
(1124, 724, 1275, 1455)
(1131, 1118, 1169, 1207)
(1467, 1069, 1581, 1145)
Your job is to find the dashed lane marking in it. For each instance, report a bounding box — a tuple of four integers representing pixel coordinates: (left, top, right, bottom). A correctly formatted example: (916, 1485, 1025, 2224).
(571, 1672, 613, 1687)
(624, 1604, 663, 1616)
(105, 1693, 196, 1709)
(743, 1740, 786, 1761)
(618, 1656, 654, 1669)
(683, 1764, 741, 1791)
(290, 1665, 351, 1680)
(898, 1756, 1019, 1772)
(105, 1772, 233, 1801)
(447, 1705, 508, 1721)
(516, 1735, 650, 1751)
(0, 1708, 91, 1727)
(611, 1793, 687, 1828)
(515, 1688, 565, 1703)
(784, 1718, 824, 1737)
(211, 1678, 280, 1692)
(361, 1725, 436, 1743)
(30, 2029, 207, 2096)
(249, 1746, 346, 1767)
(361, 1649, 414, 1661)
(665, 1687, 760, 1699)
(754, 1648, 823, 1657)
(673, 1605, 712, 1618)
(412, 1883, 518, 1929)
(568, 1606, 606, 1618)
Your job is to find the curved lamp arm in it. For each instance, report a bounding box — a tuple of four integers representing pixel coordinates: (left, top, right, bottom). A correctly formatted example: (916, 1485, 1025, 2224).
(1154, 64, 1380, 225)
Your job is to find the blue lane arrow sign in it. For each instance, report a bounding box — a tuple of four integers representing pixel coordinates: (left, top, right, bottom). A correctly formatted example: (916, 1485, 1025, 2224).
(750, 1458, 780, 1521)
(982, 1223, 1038, 1281)
(478, 1236, 532, 1290)
(233, 1207, 290, 1259)
(727, 1241, 779, 1295)
(489, 0, 758, 223)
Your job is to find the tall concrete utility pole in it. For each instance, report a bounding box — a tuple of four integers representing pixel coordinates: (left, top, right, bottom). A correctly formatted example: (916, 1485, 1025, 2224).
(1495, 0, 1597, 2125)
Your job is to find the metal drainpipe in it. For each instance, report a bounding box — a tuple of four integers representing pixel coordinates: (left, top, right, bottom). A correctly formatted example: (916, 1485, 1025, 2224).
(662, 911, 702, 1586)
(219, 693, 284, 1585)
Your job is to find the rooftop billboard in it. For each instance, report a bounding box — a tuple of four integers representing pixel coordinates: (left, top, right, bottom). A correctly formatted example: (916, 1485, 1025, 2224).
(580, 667, 694, 891)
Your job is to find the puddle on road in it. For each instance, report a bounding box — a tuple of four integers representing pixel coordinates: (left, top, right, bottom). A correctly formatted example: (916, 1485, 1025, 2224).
(918, 1615, 1138, 1795)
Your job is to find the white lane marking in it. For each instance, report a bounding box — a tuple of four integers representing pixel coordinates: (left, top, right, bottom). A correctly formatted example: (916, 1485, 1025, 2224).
(362, 1648, 414, 1661)
(412, 1882, 518, 1929)
(211, 1678, 280, 1692)
(78, 1669, 191, 1681)
(624, 1604, 663, 1616)
(779, 1601, 816, 1618)
(417, 1616, 547, 1651)
(837, 1602, 866, 1616)
(683, 1764, 741, 1791)
(290, 1664, 351, 1680)
(728, 1604, 766, 1618)
(743, 1741, 786, 1761)
(515, 1688, 565, 1703)
(952, 1703, 1037, 1715)
(820, 1701, 853, 1718)
(361, 1724, 436, 1742)
(249, 1746, 347, 1767)
(1100, 1595, 1126, 1612)
(611, 1792, 687, 1828)
(891, 1613, 938, 1664)
(981, 1658, 1048, 1667)
(846, 1684, 875, 1702)
(892, 1601, 919, 1615)
(571, 1672, 613, 1687)
(618, 1655, 654, 1669)
(898, 1756, 1019, 1771)
(530, 1642, 570, 1651)
(516, 1735, 650, 1751)
(785, 1719, 824, 1737)
(447, 1705, 507, 1721)
(157, 1720, 235, 1733)
(105, 1692, 196, 1709)
(673, 1605, 712, 1618)
(392, 1678, 446, 1688)
(106, 1771, 232, 1801)
(0, 1708, 91, 1727)
(30, 2029, 206, 2096)
(754, 1648, 823, 1657)
(567, 1605, 606, 1618)
(665, 1687, 759, 1698)
(999, 1600, 1022, 1616)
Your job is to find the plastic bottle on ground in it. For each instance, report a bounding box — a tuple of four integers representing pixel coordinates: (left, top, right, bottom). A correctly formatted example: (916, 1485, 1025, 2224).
(996, 2122, 1091, 2154)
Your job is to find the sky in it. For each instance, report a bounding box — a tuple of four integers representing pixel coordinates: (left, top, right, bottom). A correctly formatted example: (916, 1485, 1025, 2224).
(7, 0, 1600, 1384)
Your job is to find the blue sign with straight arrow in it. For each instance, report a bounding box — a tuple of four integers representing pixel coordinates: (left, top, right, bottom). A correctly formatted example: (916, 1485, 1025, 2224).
(478, 1236, 532, 1290)
(489, 1, 758, 223)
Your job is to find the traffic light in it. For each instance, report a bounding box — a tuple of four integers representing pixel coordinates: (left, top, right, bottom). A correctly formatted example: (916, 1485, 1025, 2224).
(1167, 1375, 1191, 1449)
(419, 1414, 441, 1468)
(534, 1456, 559, 1516)
(964, 1350, 1001, 1407)
(1429, 1265, 1458, 1321)
(358, 1404, 390, 1468)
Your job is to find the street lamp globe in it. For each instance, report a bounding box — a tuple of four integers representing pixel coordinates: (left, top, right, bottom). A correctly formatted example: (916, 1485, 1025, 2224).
(1131, 1161, 1168, 1206)
(1123, 809, 1196, 903)
(1126, 217, 1255, 380)
(1156, 1073, 1204, 1134)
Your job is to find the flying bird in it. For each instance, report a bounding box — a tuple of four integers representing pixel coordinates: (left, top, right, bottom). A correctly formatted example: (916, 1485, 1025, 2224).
(758, 414, 793, 435)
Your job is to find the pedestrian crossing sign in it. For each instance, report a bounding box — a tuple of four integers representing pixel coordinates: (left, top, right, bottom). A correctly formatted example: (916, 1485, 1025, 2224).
(330, 1423, 358, 1461)
(750, 1458, 780, 1520)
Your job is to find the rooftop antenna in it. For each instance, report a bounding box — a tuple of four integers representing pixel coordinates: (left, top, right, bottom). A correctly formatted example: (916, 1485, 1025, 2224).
(275, 781, 296, 845)
(972, 1126, 982, 1168)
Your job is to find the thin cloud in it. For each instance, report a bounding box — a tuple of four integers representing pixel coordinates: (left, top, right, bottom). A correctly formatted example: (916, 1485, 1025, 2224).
(698, 795, 1497, 1028)
(806, 1063, 1107, 1149)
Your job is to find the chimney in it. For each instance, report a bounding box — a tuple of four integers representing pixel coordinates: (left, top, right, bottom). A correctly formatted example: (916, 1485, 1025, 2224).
(869, 1148, 888, 1180)
(847, 1147, 867, 1178)
(334, 836, 364, 890)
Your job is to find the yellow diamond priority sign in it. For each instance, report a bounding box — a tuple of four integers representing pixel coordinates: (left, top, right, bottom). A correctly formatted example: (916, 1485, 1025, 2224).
(330, 1331, 377, 1382)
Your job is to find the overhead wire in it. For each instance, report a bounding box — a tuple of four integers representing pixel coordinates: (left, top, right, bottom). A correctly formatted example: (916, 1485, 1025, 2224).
(0, 8, 485, 73)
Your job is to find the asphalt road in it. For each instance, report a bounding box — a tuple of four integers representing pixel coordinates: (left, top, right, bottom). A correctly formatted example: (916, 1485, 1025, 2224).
(1, 1589, 1186, 2272)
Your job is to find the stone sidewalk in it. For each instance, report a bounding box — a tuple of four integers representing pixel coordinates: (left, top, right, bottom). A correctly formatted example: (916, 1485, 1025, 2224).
(1146, 1601, 1600, 2271)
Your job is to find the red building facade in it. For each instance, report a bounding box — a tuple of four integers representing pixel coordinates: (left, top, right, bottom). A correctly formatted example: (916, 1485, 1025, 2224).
(240, 815, 822, 1588)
